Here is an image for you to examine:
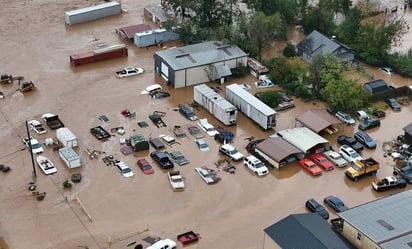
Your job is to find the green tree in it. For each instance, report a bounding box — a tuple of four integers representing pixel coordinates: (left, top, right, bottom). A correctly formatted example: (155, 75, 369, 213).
(323, 78, 369, 111)
(300, 2, 336, 35)
(283, 42, 297, 57)
(247, 12, 282, 61)
(387, 49, 412, 77)
(258, 91, 283, 108)
(336, 7, 362, 45)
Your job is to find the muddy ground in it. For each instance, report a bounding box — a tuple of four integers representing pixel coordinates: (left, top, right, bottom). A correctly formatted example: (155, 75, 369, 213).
(0, 1, 411, 249)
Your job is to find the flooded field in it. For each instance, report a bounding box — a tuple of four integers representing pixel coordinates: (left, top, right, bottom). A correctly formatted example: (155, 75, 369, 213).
(0, 1, 411, 249)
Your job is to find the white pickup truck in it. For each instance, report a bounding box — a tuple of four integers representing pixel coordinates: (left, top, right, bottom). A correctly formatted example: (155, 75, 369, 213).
(147, 239, 176, 249)
(168, 170, 185, 191)
(114, 67, 144, 78)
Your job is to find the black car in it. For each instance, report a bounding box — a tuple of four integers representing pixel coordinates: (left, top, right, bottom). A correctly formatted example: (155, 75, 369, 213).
(179, 105, 198, 121)
(150, 151, 174, 169)
(385, 98, 401, 111)
(337, 135, 364, 152)
(214, 131, 234, 144)
(373, 110, 386, 118)
(305, 198, 329, 219)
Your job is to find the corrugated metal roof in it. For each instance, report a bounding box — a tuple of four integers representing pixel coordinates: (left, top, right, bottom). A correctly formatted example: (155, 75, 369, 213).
(296, 109, 342, 133)
(193, 84, 237, 111)
(226, 84, 276, 116)
(338, 189, 412, 249)
(154, 41, 247, 70)
(256, 137, 302, 162)
(277, 127, 329, 153)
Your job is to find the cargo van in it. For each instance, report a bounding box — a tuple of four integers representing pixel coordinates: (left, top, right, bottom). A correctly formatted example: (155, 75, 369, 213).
(59, 147, 81, 168)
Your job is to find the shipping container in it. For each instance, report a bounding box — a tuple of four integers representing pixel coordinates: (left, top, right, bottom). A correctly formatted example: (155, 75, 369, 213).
(59, 147, 81, 168)
(134, 28, 179, 48)
(225, 83, 276, 130)
(70, 44, 128, 67)
(193, 84, 237, 126)
(56, 127, 78, 148)
(65, 1, 122, 26)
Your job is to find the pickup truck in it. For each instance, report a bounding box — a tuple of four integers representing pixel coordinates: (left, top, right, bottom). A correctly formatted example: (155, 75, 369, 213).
(147, 239, 176, 249)
(345, 157, 380, 181)
(114, 67, 144, 78)
(168, 170, 185, 191)
(41, 113, 64, 129)
(372, 176, 407, 192)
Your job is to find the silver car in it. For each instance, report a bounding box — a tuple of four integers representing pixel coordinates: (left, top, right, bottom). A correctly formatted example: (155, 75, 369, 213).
(335, 111, 355, 125)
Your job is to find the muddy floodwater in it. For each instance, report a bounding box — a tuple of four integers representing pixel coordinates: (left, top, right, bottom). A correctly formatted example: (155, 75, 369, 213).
(0, 1, 411, 249)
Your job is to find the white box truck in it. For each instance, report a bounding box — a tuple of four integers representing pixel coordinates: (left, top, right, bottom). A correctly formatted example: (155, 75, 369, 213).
(193, 84, 237, 126)
(56, 127, 78, 148)
(225, 83, 276, 130)
(59, 147, 81, 168)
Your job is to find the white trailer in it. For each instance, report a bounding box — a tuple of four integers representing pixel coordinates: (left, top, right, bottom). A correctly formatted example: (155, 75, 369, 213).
(59, 147, 81, 168)
(64, 1, 122, 25)
(225, 83, 276, 130)
(56, 127, 78, 148)
(134, 28, 179, 48)
(193, 84, 237, 126)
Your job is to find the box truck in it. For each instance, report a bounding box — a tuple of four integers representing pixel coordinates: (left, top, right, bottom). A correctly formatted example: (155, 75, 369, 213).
(225, 83, 276, 130)
(64, 1, 122, 25)
(59, 147, 81, 168)
(56, 127, 78, 148)
(193, 84, 237, 126)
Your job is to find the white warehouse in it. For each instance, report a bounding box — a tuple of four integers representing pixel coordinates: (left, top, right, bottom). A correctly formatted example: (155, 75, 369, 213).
(153, 41, 248, 88)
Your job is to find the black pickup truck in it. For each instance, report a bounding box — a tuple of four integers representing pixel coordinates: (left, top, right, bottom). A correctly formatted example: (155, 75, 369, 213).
(42, 113, 64, 129)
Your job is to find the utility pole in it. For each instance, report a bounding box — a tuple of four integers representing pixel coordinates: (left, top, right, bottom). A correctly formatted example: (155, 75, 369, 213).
(25, 120, 37, 178)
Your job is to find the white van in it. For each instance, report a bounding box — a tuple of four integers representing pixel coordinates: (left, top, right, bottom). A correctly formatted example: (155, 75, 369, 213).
(356, 110, 369, 121)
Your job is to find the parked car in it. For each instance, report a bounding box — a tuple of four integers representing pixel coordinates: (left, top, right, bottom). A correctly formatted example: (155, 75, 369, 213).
(194, 167, 221, 184)
(136, 158, 154, 175)
(254, 75, 275, 88)
(150, 91, 170, 99)
(141, 84, 162, 94)
(356, 110, 370, 121)
(337, 135, 364, 152)
(323, 125, 338, 135)
(27, 119, 47, 135)
(373, 110, 386, 118)
(179, 105, 198, 121)
(173, 128, 189, 142)
(198, 118, 219, 136)
(339, 145, 363, 163)
(305, 198, 329, 219)
(335, 111, 355, 125)
(243, 155, 269, 176)
(379, 67, 394, 75)
(195, 138, 209, 152)
(188, 126, 204, 139)
(393, 160, 412, 183)
(354, 130, 377, 149)
(150, 151, 174, 169)
(214, 131, 234, 144)
(309, 154, 334, 171)
(167, 149, 189, 166)
(324, 196, 349, 213)
(358, 118, 380, 131)
(219, 144, 244, 161)
(114, 161, 134, 178)
(385, 98, 402, 111)
(22, 136, 44, 154)
(323, 150, 348, 168)
(298, 159, 322, 176)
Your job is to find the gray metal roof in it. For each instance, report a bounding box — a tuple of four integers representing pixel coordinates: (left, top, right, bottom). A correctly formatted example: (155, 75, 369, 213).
(154, 41, 248, 70)
(296, 109, 342, 133)
(256, 137, 302, 162)
(297, 30, 341, 56)
(338, 189, 412, 248)
(277, 127, 329, 153)
(193, 84, 237, 111)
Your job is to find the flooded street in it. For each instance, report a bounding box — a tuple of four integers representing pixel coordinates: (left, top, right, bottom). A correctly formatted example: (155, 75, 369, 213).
(0, 1, 411, 249)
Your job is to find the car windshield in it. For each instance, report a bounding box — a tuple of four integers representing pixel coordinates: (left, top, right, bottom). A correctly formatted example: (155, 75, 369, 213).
(200, 171, 210, 178)
(31, 143, 42, 149)
(350, 151, 359, 158)
(122, 168, 131, 173)
(229, 149, 239, 155)
(255, 162, 264, 168)
(306, 162, 316, 168)
(190, 128, 200, 135)
(200, 143, 208, 148)
(142, 165, 151, 170)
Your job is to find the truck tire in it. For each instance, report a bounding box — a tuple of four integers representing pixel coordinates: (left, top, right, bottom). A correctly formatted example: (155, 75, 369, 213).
(354, 176, 359, 181)
(370, 171, 377, 176)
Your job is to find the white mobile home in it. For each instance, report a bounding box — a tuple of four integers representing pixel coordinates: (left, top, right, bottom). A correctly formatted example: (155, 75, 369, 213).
(225, 83, 276, 130)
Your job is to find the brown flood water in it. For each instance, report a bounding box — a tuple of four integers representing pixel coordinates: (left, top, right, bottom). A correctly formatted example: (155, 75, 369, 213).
(0, 1, 411, 249)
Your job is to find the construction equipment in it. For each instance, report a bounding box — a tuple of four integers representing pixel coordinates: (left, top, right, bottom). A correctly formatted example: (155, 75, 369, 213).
(18, 81, 35, 92)
(0, 74, 13, 84)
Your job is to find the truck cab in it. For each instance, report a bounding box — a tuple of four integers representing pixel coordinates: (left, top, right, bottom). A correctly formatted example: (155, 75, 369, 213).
(345, 158, 380, 181)
(168, 170, 185, 191)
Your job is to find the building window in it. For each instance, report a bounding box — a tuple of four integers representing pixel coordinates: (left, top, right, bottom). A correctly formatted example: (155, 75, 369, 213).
(357, 232, 362, 241)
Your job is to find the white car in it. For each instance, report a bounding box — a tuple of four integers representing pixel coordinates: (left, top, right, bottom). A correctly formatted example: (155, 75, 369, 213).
(27, 119, 47, 135)
(195, 167, 220, 184)
(254, 75, 275, 88)
(339, 145, 363, 163)
(198, 118, 219, 136)
(22, 136, 44, 154)
(195, 138, 209, 152)
(115, 67, 144, 78)
(219, 144, 244, 161)
(379, 67, 394, 75)
(141, 84, 162, 94)
(335, 111, 355, 125)
(323, 150, 348, 168)
(147, 239, 176, 249)
(244, 155, 268, 176)
(114, 161, 134, 178)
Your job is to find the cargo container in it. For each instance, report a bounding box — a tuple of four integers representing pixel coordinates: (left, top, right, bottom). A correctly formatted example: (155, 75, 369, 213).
(56, 127, 78, 148)
(59, 147, 81, 168)
(225, 83, 276, 130)
(70, 44, 128, 67)
(64, 1, 122, 26)
(134, 28, 179, 48)
(193, 84, 237, 126)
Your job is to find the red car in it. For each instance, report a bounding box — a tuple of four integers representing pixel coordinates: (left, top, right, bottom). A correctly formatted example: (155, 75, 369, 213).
(136, 158, 154, 175)
(309, 154, 334, 171)
(298, 159, 322, 176)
